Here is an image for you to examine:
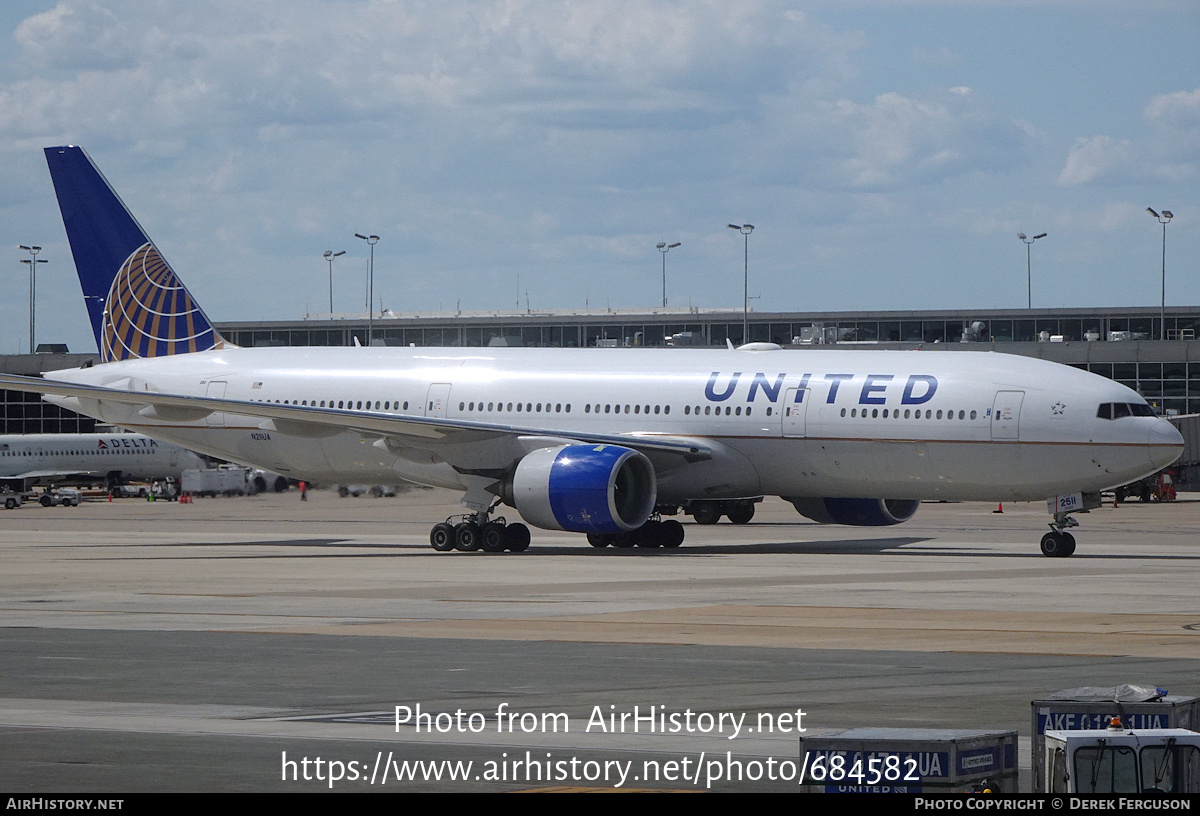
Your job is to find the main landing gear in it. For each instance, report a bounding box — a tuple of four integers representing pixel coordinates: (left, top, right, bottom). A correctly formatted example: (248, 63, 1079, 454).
(586, 518, 685, 549)
(685, 498, 760, 525)
(429, 511, 531, 553)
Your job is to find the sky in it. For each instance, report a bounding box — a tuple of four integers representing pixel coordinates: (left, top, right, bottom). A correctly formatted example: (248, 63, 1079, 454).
(0, 0, 1196, 355)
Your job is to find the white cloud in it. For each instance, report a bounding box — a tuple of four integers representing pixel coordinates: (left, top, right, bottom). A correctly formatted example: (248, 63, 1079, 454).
(0, 0, 867, 187)
(1145, 87, 1200, 130)
(1143, 86, 1200, 180)
(0, 0, 1195, 350)
(2, 1, 860, 134)
(827, 86, 1031, 189)
(1056, 135, 1135, 186)
(1056, 87, 1200, 187)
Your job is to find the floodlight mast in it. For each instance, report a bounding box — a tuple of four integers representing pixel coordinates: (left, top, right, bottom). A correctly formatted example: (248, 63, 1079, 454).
(728, 224, 754, 343)
(1147, 208, 1172, 340)
(354, 234, 380, 345)
(1018, 232, 1046, 309)
(324, 249, 346, 314)
(19, 245, 47, 353)
(656, 241, 681, 308)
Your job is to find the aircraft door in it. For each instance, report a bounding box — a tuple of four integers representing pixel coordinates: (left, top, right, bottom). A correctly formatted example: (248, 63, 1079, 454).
(205, 381, 227, 427)
(425, 383, 452, 418)
(782, 387, 808, 438)
(991, 391, 1023, 440)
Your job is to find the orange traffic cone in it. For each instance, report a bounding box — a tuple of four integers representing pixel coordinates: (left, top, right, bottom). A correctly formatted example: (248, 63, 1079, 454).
(992, 503, 1003, 513)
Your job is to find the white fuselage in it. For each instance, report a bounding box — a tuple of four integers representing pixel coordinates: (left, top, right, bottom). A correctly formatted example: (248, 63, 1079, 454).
(44, 345, 1182, 503)
(0, 432, 206, 483)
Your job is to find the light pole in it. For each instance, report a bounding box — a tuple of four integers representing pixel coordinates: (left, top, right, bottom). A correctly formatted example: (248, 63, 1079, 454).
(728, 224, 754, 344)
(19, 245, 47, 354)
(1147, 208, 1173, 340)
(1017, 232, 1046, 309)
(656, 241, 680, 308)
(323, 250, 345, 314)
(354, 233, 379, 346)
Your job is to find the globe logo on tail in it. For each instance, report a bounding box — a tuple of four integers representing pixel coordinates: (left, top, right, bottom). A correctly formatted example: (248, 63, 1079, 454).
(101, 243, 222, 362)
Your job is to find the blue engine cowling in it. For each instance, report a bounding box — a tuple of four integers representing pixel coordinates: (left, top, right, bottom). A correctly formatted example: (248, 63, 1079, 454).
(789, 497, 920, 526)
(507, 444, 656, 533)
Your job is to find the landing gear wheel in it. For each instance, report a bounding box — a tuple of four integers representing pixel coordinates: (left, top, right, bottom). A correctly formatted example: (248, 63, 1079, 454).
(660, 519, 685, 548)
(430, 522, 455, 552)
(610, 533, 636, 548)
(1042, 504, 1085, 558)
(691, 504, 720, 525)
(726, 504, 755, 525)
(481, 522, 507, 552)
(634, 522, 662, 548)
(587, 532, 610, 548)
(454, 522, 481, 551)
(504, 523, 531, 552)
(1040, 531, 1076, 558)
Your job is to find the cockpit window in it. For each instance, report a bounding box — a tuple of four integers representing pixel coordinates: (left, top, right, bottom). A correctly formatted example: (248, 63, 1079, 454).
(1097, 402, 1157, 419)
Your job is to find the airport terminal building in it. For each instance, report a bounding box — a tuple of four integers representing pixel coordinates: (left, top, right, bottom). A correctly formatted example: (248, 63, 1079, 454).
(5, 304, 1200, 433)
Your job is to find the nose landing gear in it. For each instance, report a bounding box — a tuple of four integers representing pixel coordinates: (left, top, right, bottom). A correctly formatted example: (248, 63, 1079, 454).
(1039, 492, 1100, 557)
(1040, 525, 1077, 558)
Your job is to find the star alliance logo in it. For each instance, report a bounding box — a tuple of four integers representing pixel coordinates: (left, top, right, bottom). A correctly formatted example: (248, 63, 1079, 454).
(1051, 402, 1066, 415)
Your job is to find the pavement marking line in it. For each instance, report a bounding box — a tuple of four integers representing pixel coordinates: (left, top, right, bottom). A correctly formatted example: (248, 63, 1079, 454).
(261, 604, 1200, 657)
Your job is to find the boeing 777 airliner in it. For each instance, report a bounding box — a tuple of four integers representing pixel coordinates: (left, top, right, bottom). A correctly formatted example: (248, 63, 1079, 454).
(0, 146, 1182, 556)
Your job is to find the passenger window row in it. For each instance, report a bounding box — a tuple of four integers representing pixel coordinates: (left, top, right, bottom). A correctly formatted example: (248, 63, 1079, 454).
(840, 407, 978, 420)
(245, 395, 986, 423)
(2, 449, 149, 455)
(685, 405, 753, 416)
(253, 399, 411, 411)
(585, 404, 670, 415)
(459, 401, 572, 414)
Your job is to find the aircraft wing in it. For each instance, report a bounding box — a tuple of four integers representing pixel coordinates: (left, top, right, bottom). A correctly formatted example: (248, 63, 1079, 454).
(0, 374, 712, 471)
(3, 469, 101, 480)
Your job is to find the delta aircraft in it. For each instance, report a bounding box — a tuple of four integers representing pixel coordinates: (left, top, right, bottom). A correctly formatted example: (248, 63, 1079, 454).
(0, 431, 204, 488)
(0, 146, 1183, 556)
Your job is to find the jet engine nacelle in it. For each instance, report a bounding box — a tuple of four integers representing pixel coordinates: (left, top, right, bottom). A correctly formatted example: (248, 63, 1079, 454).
(505, 444, 656, 533)
(789, 497, 920, 526)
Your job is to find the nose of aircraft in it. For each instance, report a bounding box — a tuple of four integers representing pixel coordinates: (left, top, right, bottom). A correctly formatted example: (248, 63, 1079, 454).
(1149, 419, 1185, 470)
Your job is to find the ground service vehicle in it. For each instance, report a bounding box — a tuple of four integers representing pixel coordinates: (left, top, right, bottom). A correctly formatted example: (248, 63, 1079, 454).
(39, 487, 82, 507)
(1043, 723, 1200, 794)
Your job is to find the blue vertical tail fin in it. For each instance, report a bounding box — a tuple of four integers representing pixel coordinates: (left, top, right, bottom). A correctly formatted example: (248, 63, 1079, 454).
(44, 146, 226, 362)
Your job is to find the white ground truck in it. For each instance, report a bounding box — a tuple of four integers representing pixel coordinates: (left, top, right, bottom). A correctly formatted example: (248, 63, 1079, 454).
(1043, 722, 1200, 794)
